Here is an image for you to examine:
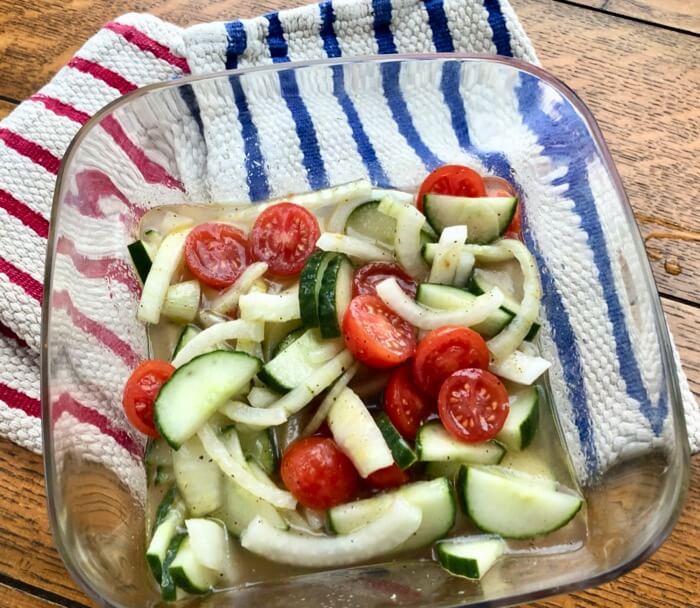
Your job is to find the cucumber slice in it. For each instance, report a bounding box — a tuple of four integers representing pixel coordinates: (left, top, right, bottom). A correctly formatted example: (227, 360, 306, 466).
(416, 283, 513, 340)
(345, 200, 395, 247)
(262, 319, 303, 362)
(159, 532, 187, 601)
(327, 388, 393, 478)
(154, 466, 175, 486)
(468, 270, 540, 341)
(416, 422, 505, 465)
(173, 436, 223, 516)
(128, 240, 153, 284)
(238, 428, 278, 475)
(185, 518, 229, 573)
(259, 328, 327, 393)
(155, 350, 261, 449)
(145, 438, 172, 467)
(423, 195, 517, 243)
(496, 386, 539, 451)
(318, 254, 354, 338)
(146, 487, 186, 583)
(434, 535, 506, 580)
(162, 280, 201, 324)
(376, 413, 417, 469)
(213, 475, 287, 537)
(172, 324, 201, 360)
(424, 460, 460, 480)
(328, 478, 455, 552)
(299, 251, 335, 328)
(272, 327, 305, 359)
(168, 536, 217, 595)
(457, 465, 583, 538)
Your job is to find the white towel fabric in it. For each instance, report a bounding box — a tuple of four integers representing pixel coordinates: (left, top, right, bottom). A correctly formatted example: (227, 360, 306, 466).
(0, 0, 696, 491)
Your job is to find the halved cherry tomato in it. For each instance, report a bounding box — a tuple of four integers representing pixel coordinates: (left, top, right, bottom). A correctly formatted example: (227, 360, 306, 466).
(185, 222, 250, 288)
(416, 165, 486, 211)
(366, 463, 409, 489)
(438, 368, 509, 442)
(384, 364, 432, 440)
(342, 295, 416, 368)
(122, 360, 175, 437)
(353, 262, 417, 299)
(251, 202, 320, 276)
(483, 175, 521, 238)
(413, 326, 489, 397)
(281, 437, 359, 509)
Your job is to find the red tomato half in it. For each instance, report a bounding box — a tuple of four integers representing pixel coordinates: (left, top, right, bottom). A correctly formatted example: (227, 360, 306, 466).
(251, 202, 320, 276)
(483, 175, 521, 238)
(122, 360, 175, 437)
(342, 295, 416, 368)
(384, 364, 432, 440)
(413, 326, 489, 397)
(185, 223, 250, 288)
(281, 437, 359, 509)
(366, 464, 409, 489)
(438, 368, 509, 442)
(353, 262, 417, 299)
(416, 165, 486, 211)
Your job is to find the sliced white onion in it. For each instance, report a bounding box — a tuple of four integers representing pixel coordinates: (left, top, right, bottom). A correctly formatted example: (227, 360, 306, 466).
(487, 239, 541, 362)
(453, 250, 476, 286)
(239, 288, 300, 322)
(172, 320, 264, 367)
(302, 362, 360, 437)
(247, 386, 280, 408)
(490, 350, 551, 385)
(376, 277, 503, 330)
(198, 424, 296, 509)
(220, 401, 288, 428)
(371, 188, 415, 205)
(316, 233, 393, 262)
(185, 518, 230, 572)
(272, 350, 355, 416)
(378, 199, 429, 279)
(422, 242, 515, 265)
(240, 498, 421, 567)
(209, 262, 269, 314)
(289, 179, 373, 211)
(428, 225, 468, 285)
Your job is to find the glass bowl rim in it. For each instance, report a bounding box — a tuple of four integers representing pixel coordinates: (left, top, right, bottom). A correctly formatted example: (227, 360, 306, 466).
(40, 52, 690, 608)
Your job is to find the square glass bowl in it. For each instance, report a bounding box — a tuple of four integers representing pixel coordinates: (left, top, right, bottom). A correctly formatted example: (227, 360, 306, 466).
(42, 54, 689, 607)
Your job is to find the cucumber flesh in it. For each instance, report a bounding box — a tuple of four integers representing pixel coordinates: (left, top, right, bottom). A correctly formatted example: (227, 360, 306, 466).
(155, 350, 261, 449)
(434, 535, 506, 580)
(328, 478, 455, 552)
(171, 324, 201, 360)
(318, 254, 354, 338)
(423, 194, 517, 243)
(272, 327, 305, 359)
(259, 328, 329, 393)
(146, 487, 186, 583)
(238, 428, 278, 475)
(299, 251, 335, 328)
(173, 436, 223, 516)
(185, 518, 229, 573)
(345, 200, 396, 247)
(376, 413, 417, 470)
(416, 422, 505, 465)
(168, 536, 217, 595)
(416, 283, 513, 340)
(159, 532, 187, 601)
(457, 465, 583, 538)
(496, 386, 539, 451)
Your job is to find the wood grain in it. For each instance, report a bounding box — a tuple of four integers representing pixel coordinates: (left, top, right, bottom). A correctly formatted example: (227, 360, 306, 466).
(0, 100, 15, 121)
(566, 0, 700, 34)
(0, 584, 67, 608)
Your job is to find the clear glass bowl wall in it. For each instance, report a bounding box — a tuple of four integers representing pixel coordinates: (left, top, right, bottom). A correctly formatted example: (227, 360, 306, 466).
(42, 55, 689, 608)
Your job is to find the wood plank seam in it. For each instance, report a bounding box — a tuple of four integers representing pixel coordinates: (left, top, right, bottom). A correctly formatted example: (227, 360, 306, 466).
(0, 572, 90, 608)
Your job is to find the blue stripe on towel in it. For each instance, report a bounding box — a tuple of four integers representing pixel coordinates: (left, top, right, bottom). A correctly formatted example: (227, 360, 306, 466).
(178, 85, 204, 135)
(320, 1, 389, 185)
(516, 73, 666, 435)
(223, 21, 270, 200)
(371, 0, 442, 170)
(266, 12, 329, 190)
(483, 0, 513, 56)
(224, 21, 247, 69)
(423, 0, 455, 52)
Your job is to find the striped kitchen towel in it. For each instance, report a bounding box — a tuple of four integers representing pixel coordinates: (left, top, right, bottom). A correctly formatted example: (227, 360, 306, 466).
(0, 0, 696, 494)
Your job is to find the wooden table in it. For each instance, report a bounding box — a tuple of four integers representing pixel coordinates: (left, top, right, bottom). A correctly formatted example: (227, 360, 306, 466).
(0, 0, 698, 606)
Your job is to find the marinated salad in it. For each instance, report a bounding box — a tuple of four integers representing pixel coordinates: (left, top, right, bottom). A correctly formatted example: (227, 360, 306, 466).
(124, 165, 585, 600)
